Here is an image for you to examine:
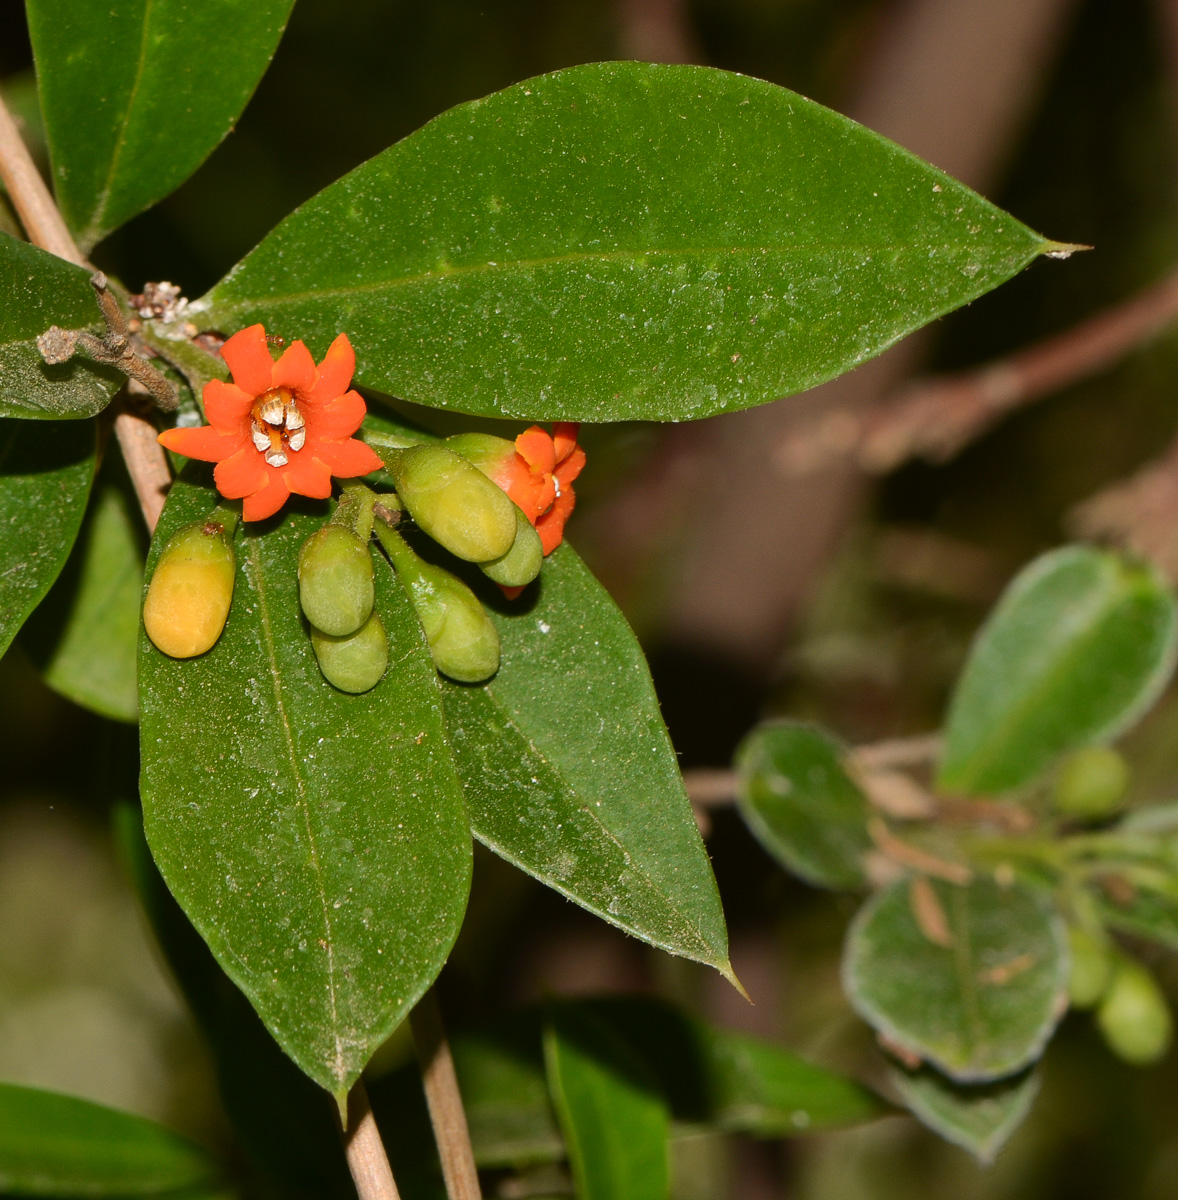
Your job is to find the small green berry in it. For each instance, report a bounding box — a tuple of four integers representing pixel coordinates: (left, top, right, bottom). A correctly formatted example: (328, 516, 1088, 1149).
(298, 525, 375, 636)
(1097, 958, 1172, 1066)
(1055, 747, 1130, 820)
(480, 506, 543, 589)
(311, 612, 389, 693)
(1068, 925, 1112, 1009)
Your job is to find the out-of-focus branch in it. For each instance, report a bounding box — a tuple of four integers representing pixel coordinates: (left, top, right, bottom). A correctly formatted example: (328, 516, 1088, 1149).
(778, 263, 1178, 478)
(341, 1081, 402, 1200)
(616, 0, 700, 64)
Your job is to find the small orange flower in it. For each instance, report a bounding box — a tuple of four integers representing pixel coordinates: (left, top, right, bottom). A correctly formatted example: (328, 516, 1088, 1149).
(489, 423, 585, 556)
(158, 325, 383, 522)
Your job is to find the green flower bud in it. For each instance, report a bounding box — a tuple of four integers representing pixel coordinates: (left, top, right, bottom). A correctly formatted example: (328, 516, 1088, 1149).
(1068, 925, 1112, 1009)
(311, 612, 389, 693)
(376, 524, 500, 682)
(144, 518, 236, 659)
(1055, 747, 1130, 821)
(1097, 958, 1172, 1066)
(298, 525, 375, 636)
(388, 445, 516, 562)
(445, 432, 517, 480)
(480, 506, 543, 588)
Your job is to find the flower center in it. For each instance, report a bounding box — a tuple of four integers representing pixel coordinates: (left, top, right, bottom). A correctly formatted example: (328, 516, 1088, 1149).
(250, 387, 306, 467)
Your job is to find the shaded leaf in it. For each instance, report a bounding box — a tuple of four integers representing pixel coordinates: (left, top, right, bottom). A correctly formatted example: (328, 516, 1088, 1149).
(843, 876, 1069, 1082)
(440, 543, 730, 976)
(890, 1064, 1039, 1165)
(201, 61, 1052, 423)
(0, 1081, 218, 1197)
(939, 547, 1177, 795)
(0, 416, 95, 658)
(28, 0, 295, 249)
(138, 473, 471, 1096)
(24, 473, 143, 721)
(1096, 884, 1178, 951)
(544, 1005, 670, 1200)
(0, 237, 122, 419)
(735, 720, 871, 889)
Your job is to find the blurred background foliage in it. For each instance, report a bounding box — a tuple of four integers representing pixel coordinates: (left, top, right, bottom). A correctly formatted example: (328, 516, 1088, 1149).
(6, 0, 1178, 1195)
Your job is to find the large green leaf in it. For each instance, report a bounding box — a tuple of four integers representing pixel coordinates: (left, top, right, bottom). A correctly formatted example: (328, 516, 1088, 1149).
(843, 876, 1069, 1082)
(0, 416, 95, 658)
(28, 0, 294, 250)
(735, 721, 871, 889)
(0, 236, 123, 419)
(0, 1081, 219, 1197)
(440, 543, 730, 977)
(938, 548, 1178, 795)
(24, 474, 143, 721)
(138, 474, 472, 1098)
(199, 61, 1053, 423)
(544, 1005, 670, 1200)
(889, 1065, 1039, 1165)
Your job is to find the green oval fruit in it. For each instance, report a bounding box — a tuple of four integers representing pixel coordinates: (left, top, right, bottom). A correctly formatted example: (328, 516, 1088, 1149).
(480, 507, 543, 588)
(389, 445, 516, 562)
(298, 525, 374, 636)
(1055, 747, 1130, 821)
(311, 612, 389, 693)
(1097, 958, 1172, 1065)
(1068, 925, 1112, 1009)
(445, 431, 517, 479)
(143, 519, 236, 658)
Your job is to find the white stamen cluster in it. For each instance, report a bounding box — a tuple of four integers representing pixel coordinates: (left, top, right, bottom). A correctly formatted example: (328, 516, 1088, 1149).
(250, 387, 306, 468)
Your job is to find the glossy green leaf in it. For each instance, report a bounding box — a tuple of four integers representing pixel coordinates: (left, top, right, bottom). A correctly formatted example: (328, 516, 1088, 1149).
(0, 416, 95, 658)
(0, 236, 122, 419)
(544, 1005, 670, 1200)
(0, 1081, 218, 1197)
(440, 543, 730, 977)
(28, 0, 295, 250)
(939, 547, 1178, 795)
(139, 474, 472, 1097)
(25, 475, 143, 721)
(735, 721, 871, 889)
(200, 61, 1053, 423)
(843, 876, 1069, 1082)
(114, 803, 354, 1200)
(889, 1064, 1039, 1165)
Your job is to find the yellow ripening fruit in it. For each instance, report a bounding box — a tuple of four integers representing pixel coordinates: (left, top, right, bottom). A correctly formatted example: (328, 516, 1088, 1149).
(388, 445, 516, 562)
(1067, 925, 1112, 1009)
(298, 525, 375, 636)
(480, 506, 543, 589)
(143, 519, 236, 658)
(1097, 958, 1173, 1066)
(311, 612, 389, 693)
(1054, 746, 1130, 821)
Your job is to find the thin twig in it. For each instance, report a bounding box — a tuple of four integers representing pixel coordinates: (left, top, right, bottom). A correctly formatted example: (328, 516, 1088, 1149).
(777, 264, 1178, 477)
(0, 88, 172, 534)
(868, 818, 973, 885)
(410, 989, 483, 1200)
(341, 1080, 402, 1200)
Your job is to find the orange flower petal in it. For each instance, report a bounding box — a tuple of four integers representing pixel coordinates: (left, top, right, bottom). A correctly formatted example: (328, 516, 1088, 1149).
(214, 448, 270, 499)
(535, 487, 575, 555)
(505, 469, 552, 522)
(554, 444, 586, 489)
(158, 424, 243, 462)
(242, 476, 290, 523)
(309, 333, 355, 405)
(552, 422, 580, 462)
(282, 453, 333, 499)
(313, 437, 384, 478)
(203, 379, 254, 435)
(221, 325, 273, 397)
(515, 426, 556, 475)
(272, 339, 316, 393)
(499, 584, 526, 601)
(313, 390, 367, 440)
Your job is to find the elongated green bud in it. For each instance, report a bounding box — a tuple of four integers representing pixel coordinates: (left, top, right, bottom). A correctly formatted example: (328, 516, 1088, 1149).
(311, 612, 389, 693)
(388, 445, 516, 562)
(298, 525, 374, 636)
(480, 506, 543, 588)
(144, 517, 236, 658)
(1055, 747, 1130, 820)
(375, 524, 500, 682)
(1068, 926, 1112, 1009)
(1097, 958, 1172, 1065)
(445, 432, 517, 480)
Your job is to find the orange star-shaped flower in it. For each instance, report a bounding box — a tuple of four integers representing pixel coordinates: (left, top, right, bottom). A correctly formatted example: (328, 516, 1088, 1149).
(158, 325, 383, 522)
(496, 423, 585, 555)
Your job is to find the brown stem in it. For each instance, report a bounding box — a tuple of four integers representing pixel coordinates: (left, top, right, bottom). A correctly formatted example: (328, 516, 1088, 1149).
(340, 1080, 402, 1200)
(410, 989, 483, 1200)
(0, 88, 172, 533)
